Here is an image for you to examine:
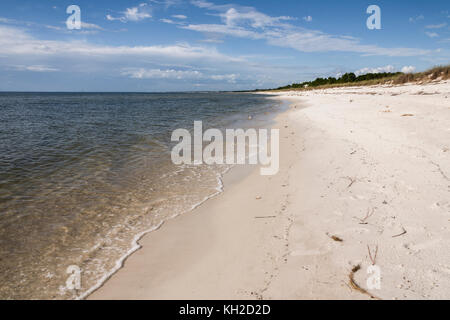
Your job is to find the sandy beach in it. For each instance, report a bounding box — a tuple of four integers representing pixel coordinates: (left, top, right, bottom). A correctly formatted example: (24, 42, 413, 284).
(89, 80, 450, 300)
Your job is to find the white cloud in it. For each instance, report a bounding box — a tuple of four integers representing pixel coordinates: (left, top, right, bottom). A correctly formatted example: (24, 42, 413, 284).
(401, 66, 416, 73)
(107, 3, 152, 22)
(172, 15, 187, 19)
(425, 23, 447, 29)
(303, 16, 312, 22)
(0, 24, 265, 89)
(12, 64, 59, 72)
(191, 0, 214, 9)
(210, 73, 237, 83)
(0, 15, 104, 32)
(409, 15, 424, 23)
(121, 68, 238, 83)
(0, 16, 61, 31)
(182, 3, 430, 57)
(219, 7, 294, 28)
(122, 68, 203, 79)
(124, 4, 152, 21)
(45, 25, 64, 31)
(355, 65, 395, 76)
(184, 23, 263, 39)
(150, 0, 183, 9)
(425, 32, 439, 38)
(160, 18, 176, 24)
(160, 18, 186, 25)
(0, 25, 244, 64)
(0, 17, 14, 23)
(199, 38, 224, 43)
(81, 22, 104, 30)
(354, 65, 416, 76)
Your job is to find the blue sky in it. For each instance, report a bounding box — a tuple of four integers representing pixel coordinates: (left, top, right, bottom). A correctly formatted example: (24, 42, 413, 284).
(0, 0, 449, 91)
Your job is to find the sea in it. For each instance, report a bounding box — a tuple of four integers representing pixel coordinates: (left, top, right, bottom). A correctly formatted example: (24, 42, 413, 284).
(0, 92, 284, 299)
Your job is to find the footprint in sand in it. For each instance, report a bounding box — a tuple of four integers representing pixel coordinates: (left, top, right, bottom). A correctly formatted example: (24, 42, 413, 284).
(404, 239, 441, 254)
(430, 201, 450, 212)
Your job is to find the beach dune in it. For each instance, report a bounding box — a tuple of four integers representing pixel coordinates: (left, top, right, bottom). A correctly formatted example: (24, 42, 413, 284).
(90, 80, 450, 300)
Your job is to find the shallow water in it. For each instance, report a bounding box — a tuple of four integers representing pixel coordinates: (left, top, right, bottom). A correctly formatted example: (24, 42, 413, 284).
(0, 92, 282, 299)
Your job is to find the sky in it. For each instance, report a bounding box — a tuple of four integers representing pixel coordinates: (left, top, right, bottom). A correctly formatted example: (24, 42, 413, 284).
(0, 0, 449, 92)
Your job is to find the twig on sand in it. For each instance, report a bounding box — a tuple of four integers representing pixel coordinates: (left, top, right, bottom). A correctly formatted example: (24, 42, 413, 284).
(254, 216, 276, 219)
(326, 232, 343, 242)
(367, 245, 379, 265)
(344, 176, 358, 188)
(354, 207, 376, 224)
(349, 265, 380, 300)
(392, 227, 407, 238)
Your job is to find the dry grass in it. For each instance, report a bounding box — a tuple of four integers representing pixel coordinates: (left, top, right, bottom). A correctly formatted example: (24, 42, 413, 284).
(394, 65, 450, 84)
(348, 264, 381, 299)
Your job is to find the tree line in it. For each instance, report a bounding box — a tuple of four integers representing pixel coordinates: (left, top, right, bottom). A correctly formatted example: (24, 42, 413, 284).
(275, 72, 402, 90)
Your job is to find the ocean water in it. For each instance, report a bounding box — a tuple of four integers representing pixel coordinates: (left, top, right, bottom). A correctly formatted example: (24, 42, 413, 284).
(0, 92, 282, 299)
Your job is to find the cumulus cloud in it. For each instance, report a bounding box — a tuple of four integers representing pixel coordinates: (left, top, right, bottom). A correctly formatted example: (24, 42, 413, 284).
(355, 65, 395, 76)
(107, 3, 152, 22)
(303, 16, 312, 22)
(355, 65, 416, 76)
(401, 66, 416, 73)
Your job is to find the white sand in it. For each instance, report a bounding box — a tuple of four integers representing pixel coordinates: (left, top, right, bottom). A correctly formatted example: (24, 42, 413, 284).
(89, 80, 450, 300)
